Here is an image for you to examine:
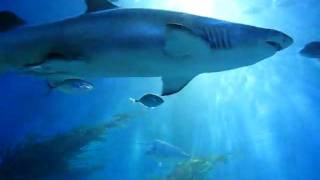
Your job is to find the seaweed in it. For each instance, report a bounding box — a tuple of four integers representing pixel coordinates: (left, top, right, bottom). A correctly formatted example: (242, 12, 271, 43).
(166, 155, 228, 180)
(0, 113, 132, 180)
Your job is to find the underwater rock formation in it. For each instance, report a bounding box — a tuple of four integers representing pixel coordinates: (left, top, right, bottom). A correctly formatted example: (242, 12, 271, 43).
(0, 113, 132, 180)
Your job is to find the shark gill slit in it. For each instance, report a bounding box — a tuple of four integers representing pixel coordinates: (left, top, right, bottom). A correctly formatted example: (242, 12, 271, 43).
(205, 27, 214, 49)
(226, 29, 231, 49)
(207, 27, 215, 49)
(218, 28, 225, 49)
(222, 28, 228, 49)
(209, 28, 218, 49)
(221, 28, 227, 49)
(214, 28, 220, 49)
(215, 28, 221, 48)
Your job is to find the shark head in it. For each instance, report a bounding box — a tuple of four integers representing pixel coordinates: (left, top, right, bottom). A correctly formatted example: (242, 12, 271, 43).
(227, 24, 293, 58)
(192, 20, 294, 71)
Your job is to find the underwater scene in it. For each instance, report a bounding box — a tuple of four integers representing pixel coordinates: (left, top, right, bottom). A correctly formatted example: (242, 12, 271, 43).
(0, 0, 319, 179)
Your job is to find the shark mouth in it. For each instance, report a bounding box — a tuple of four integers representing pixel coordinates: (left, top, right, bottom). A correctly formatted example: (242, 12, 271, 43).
(266, 41, 283, 51)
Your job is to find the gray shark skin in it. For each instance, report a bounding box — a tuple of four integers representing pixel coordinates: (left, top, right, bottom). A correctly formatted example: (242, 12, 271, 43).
(0, 0, 293, 96)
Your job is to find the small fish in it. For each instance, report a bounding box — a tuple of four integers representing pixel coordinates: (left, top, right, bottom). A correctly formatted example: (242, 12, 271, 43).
(300, 41, 320, 59)
(130, 94, 164, 108)
(47, 79, 94, 94)
(145, 140, 191, 161)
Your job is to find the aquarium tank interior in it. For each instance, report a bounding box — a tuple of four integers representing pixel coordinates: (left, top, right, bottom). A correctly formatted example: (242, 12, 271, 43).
(0, 0, 319, 179)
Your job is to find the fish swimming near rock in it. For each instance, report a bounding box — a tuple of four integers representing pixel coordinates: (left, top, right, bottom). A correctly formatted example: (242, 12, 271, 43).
(0, 0, 293, 96)
(130, 94, 164, 108)
(300, 41, 320, 59)
(47, 79, 94, 94)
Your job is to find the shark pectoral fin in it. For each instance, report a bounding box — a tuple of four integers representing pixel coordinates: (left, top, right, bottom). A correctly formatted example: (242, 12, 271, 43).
(164, 23, 208, 58)
(161, 75, 196, 96)
(85, 0, 119, 13)
(0, 11, 26, 32)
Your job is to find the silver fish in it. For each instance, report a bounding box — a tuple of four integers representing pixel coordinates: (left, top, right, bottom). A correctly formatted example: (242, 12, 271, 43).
(48, 79, 94, 94)
(300, 41, 320, 59)
(130, 94, 164, 108)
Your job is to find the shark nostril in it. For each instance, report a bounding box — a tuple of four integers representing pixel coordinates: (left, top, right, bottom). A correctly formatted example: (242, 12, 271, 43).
(266, 41, 282, 51)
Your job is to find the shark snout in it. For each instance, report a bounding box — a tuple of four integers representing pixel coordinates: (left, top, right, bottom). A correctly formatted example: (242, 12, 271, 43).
(266, 30, 293, 51)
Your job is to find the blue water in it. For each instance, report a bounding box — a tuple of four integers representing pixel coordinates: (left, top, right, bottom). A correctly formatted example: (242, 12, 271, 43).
(0, 0, 320, 179)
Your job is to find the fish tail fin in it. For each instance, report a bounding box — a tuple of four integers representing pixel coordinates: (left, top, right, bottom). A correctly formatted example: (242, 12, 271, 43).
(129, 97, 138, 103)
(0, 11, 26, 32)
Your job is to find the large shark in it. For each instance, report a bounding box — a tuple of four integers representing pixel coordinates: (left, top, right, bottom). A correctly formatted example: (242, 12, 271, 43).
(0, 0, 293, 96)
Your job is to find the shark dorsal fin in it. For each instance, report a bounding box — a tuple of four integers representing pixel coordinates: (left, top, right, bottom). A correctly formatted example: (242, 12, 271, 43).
(0, 11, 26, 32)
(85, 0, 119, 13)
